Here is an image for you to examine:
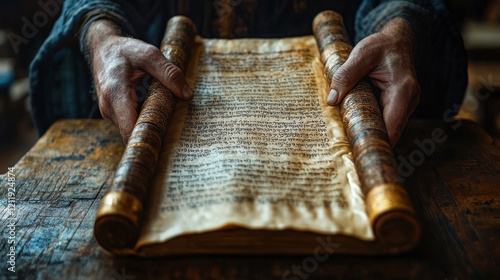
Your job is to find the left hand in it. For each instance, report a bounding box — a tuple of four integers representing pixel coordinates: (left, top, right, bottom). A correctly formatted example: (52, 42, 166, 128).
(327, 17, 421, 146)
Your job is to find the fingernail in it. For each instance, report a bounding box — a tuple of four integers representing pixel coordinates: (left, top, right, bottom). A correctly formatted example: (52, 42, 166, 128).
(327, 89, 338, 105)
(182, 84, 193, 99)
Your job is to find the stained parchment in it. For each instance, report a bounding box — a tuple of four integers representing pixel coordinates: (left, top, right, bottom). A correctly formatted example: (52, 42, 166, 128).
(137, 36, 373, 248)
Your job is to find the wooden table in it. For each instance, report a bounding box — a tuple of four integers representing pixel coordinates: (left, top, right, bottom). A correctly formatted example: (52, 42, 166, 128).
(1, 119, 499, 279)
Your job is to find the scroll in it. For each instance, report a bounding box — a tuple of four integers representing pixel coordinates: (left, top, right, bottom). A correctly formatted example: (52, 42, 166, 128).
(94, 16, 196, 251)
(94, 11, 420, 256)
(313, 11, 420, 248)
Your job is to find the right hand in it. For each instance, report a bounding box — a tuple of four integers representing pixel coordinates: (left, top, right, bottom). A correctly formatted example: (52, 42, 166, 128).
(86, 19, 194, 144)
(327, 17, 420, 147)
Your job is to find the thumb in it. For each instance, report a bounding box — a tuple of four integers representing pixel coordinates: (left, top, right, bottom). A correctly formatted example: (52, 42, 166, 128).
(139, 46, 193, 100)
(327, 42, 377, 106)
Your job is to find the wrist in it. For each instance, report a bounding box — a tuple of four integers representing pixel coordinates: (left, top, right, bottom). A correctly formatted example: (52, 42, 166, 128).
(85, 19, 121, 60)
(380, 17, 417, 62)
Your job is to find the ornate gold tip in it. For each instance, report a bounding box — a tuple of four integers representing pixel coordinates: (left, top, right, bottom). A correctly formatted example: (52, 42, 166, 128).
(94, 191, 143, 252)
(365, 184, 421, 249)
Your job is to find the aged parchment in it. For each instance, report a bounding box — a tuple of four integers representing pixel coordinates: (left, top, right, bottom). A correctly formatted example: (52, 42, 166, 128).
(137, 36, 373, 248)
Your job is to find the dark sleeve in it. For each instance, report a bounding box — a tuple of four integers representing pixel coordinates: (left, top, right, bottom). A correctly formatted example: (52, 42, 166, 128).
(29, 0, 169, 135)
(355, 0, 467, 118)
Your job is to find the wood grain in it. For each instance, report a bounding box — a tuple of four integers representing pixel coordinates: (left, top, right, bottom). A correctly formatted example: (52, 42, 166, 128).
(1, 119, 498, 279)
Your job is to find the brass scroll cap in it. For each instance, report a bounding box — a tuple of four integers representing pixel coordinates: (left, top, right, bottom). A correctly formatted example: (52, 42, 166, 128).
(365, 184, 421, 250)
(94, 191, 143, 252)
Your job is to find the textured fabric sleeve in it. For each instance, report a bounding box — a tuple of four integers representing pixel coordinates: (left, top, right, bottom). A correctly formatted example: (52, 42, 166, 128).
(29, 0, 168, 135)
(355, 0, 467, 118)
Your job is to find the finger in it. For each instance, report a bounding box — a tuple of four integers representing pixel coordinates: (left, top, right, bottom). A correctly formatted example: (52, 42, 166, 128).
(383, 96, 408, 147)
(97, 91, 118, 129)
(380, 79, 420, 146)
(112, 88, 139, 144)
(137, 45, 193, 100)
(328, 39, 379, 106)
(98, 86, 138, 144)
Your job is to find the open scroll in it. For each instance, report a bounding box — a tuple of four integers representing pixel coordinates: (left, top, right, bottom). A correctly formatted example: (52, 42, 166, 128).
(94, 11, 420, 256)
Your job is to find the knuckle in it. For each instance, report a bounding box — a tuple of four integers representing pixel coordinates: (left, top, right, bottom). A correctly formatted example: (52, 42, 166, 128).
(98, 97, 112, 121)
(353, 42, 371, 56)
(143, 44, 160, 57)
(398, 75, 420, 112)
(404, 76, 421, 100)
(97, 84, 116, 103)
(353, 36, 382, 58)
(137, 44, 163, 66)
(96, 83, 121, 121)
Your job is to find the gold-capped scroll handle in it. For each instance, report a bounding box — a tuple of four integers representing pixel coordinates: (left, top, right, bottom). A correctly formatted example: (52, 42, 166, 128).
(94, 15, 196, 253)
(313, 10, 421, 250)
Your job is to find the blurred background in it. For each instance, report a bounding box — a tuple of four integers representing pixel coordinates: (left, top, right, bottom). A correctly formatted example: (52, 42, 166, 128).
(0, 0, 499, 172)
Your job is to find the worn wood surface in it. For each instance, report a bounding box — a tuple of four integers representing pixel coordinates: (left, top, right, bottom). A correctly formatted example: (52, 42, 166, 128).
(0, 118, 499, 279)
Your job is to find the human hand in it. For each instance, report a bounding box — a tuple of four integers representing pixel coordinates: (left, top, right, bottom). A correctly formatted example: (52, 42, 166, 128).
(85, 19, 193, 144)
(327, 17, 420, 146)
